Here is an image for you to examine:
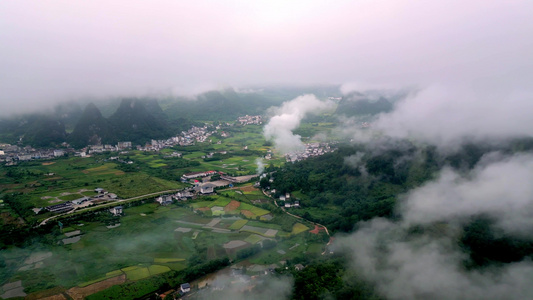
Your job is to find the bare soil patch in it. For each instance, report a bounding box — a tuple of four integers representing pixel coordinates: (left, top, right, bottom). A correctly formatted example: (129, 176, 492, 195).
(25, 286, 67, 300)
(240, 210, 255, 218)
(66, 274, 126, 300)
(197, 207, 210, 211)
(37, 294, 68, 300)
(224, 200, 240, 211)
(42, 162, 55, 165)
(309, 225, 325, 234)
(239, 186, 258, 193)
(223, 240, 247, 249)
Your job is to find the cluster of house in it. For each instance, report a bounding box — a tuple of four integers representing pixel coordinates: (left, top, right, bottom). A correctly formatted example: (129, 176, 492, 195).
(132, 125, 217, 152)
(0, 144, 72, 165)
(0, 141, 137, 165)
(85, 141, 132, 155)
(237, 115, 262, 125)
(155, 184, 215, 207)
(278, 193, 300, 208)
(41, 188, 118, 214)
(285, 142, 335, 162)
(0, 121, 221, 165)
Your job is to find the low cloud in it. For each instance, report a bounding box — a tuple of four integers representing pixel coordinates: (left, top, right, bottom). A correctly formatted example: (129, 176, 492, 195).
(340, 85, 533, 150)
(196, 274, 293, 300)
(263, 94, 334, 154)
(255, 158, 265, 175)
(336, 153, 533, 299)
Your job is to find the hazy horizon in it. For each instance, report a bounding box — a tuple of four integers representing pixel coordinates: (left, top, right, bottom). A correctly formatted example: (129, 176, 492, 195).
(2, 1, 532, 115)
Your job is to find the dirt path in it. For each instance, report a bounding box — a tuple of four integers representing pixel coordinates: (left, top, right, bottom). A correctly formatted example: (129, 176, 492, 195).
(66, 274, 126, 300)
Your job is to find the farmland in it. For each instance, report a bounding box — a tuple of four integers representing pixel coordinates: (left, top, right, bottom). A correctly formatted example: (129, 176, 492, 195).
(0, 122, 334, 298)
(0, 191, 325, 298)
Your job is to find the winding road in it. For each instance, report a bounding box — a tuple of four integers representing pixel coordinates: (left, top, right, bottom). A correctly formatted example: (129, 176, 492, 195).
(262, 189, 333, 253)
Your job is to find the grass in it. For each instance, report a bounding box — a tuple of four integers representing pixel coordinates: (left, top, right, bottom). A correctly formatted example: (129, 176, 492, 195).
(153, 258, 186, 263)
(58, 193, 85, 201)
(244, 234, 263, 244)
(123, 266, 151, 281)
(207, 197, 232, 207)
(238, 202, 269, 217)
(229, 219, 248, 230)
(190, 201, 213, 209)
(148, 265, 171, 276)
(78, 270, 124, 287)
(291, 223, 309, 235)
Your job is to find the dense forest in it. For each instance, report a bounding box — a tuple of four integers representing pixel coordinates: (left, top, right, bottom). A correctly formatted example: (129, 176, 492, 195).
(263, 138, 533, 276)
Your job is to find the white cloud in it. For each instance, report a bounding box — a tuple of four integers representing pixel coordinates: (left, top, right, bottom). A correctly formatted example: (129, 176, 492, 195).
(337, 153, 533, 299)
(263, 94, 333, 154)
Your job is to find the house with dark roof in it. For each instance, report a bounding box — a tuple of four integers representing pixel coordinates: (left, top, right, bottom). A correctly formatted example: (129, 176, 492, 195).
(95, 188, 106, 194)
(180, 283, 191, 293)
(45, 201, 73, 213)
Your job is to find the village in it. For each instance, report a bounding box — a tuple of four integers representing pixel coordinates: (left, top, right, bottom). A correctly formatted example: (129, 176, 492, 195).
(284, 142, 336, 162)
(0, 113, 334, 299)
(0, 115, 266, 165)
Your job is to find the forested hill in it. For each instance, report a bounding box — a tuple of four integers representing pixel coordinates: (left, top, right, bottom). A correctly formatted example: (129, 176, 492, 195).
(335, 90, 408, 117)
(163, 89, 282, 121)
(108, 99, 170, 145)
(68, 103, 114, 148)
(0, 98, 200, 148)
(267, 139, 533, 232)
(268, 142, 434, 232)
(0, 115, 67, 147)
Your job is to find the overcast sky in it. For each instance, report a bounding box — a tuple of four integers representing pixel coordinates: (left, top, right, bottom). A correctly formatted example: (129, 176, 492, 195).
(1, 1, 533, 114)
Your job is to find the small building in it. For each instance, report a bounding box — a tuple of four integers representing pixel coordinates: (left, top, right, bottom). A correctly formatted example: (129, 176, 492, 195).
(295, 264, 305, 271)
(180, 283, 191, 293)
(45, 201, 73, 213)
(156, 195, 173, 205)
(72, 197, 90, 205)
(284, 202, 291, 208)
(53, 150, 65, 157)
(110, 206, 123, 216)
(279, 195, 286, 201)
(195, 183, 215, 194)
(285, 193, 291, 199)
(95, 188, 106, 194)
(181, 172, 207, 180)
(294, 201, 300, 207)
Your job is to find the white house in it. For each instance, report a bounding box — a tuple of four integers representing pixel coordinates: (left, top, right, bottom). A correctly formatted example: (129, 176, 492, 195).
(110, 206, 123, 216)
(200, 183, 215, 194)
(156, 195, 172, 205)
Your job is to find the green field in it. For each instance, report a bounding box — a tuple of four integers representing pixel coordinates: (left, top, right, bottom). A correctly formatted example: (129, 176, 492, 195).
(0, 122, 335, 297)
(229, 219, 248, 230)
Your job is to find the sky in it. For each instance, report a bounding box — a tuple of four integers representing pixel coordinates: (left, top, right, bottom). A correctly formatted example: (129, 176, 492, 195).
(1, 1, 533, 115)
